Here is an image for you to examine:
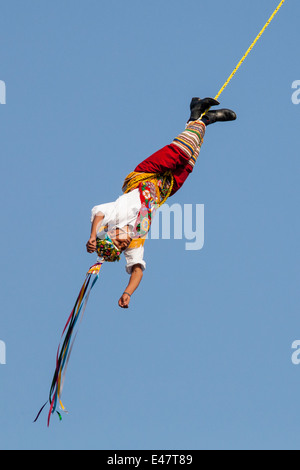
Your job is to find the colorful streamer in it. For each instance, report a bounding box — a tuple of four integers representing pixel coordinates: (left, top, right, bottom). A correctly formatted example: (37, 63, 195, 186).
(34, 262, 103, 426)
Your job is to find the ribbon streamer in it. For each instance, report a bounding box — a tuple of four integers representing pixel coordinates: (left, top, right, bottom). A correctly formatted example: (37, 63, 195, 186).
(34, 262, 103, 426)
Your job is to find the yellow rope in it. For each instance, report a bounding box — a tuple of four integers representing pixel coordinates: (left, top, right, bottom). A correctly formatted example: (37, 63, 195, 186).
(215, 0, 286, 101)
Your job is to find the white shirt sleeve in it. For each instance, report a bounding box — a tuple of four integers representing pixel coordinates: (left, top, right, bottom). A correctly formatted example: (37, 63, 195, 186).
(91, 202, 116, 225)
(123, 245, 146, 274)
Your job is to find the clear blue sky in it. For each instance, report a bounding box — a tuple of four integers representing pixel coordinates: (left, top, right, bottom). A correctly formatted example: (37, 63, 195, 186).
(0, 0, 299, 450)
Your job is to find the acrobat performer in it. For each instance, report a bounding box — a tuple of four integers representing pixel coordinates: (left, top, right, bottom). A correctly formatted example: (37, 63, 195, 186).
(86, 98, 236, 308)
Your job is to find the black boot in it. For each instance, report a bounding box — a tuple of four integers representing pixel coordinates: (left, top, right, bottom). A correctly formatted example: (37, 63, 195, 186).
(188, 97, 220, 122)
(201, 109, 237, 126)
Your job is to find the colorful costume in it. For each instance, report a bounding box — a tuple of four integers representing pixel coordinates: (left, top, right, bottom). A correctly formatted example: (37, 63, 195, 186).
(91, 119, 206, 271)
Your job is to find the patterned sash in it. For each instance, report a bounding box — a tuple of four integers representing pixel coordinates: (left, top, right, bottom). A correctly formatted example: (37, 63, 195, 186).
(132, 181, 159, 239)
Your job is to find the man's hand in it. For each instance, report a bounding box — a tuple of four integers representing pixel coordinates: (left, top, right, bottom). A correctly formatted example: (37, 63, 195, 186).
(118, 293, 131, 309)
(86, 237, 97, 253)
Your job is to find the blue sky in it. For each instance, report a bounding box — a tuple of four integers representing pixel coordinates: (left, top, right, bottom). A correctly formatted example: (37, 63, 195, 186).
(0, 0, 299, 450)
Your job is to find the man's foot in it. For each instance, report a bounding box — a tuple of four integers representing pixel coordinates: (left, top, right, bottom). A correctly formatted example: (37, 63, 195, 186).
(201, 109, 237, 126)
(188, 97, 220, 122)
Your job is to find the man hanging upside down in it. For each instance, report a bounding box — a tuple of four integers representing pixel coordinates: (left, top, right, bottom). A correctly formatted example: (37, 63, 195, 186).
(86, 98, 236, 308)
